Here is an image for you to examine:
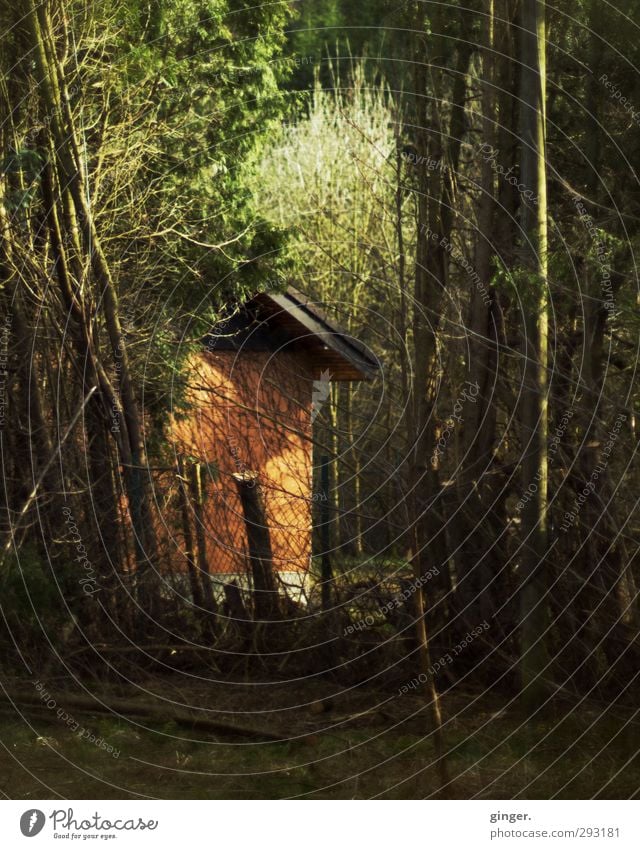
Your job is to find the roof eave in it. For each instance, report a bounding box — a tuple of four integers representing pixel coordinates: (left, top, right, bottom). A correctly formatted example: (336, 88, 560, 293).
(249, 289, 380, 382)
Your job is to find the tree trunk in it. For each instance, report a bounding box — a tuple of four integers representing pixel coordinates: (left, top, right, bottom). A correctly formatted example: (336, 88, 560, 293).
(26, 0, 159, 615)
(176, 457, 205, 609)
(518, 0, 550, 709)
(453, 0, 501, 645)
(188, 462, 219, 618)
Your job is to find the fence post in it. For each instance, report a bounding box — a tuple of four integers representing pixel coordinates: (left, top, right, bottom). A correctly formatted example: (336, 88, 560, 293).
(233, 473, 280, 620)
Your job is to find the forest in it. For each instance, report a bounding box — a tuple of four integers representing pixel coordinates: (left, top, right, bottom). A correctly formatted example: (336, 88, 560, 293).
(1, 0, 640, 800)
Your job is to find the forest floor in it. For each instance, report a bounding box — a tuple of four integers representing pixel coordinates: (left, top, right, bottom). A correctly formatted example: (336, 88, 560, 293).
(0, 676, 639, 799)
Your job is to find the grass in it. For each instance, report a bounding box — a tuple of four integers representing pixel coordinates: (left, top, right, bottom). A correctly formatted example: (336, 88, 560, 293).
(0, 686, 638, 799)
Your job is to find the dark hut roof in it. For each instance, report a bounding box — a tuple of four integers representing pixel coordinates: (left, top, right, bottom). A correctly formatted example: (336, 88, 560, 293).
(204, 286, 380, 381)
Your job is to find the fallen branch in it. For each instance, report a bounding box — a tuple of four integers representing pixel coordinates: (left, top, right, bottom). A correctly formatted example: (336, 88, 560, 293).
(1, 689, 284, 742)
(64, 643, 222, 657)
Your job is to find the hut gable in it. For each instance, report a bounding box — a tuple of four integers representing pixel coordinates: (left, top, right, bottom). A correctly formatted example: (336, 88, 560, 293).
(169, 287, 379, 595)
(205, 286, 380, 381)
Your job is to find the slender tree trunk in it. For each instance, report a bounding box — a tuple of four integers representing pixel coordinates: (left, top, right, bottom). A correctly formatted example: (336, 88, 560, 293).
(409, 529, 449, 794)
(453, 0, 500, 642)
(188, 462, 219, 617)
(518, 0, 550, 708)
(27, 0, 159, 614)
(176, 457, 205, 609)
(410, 6, 474, 605)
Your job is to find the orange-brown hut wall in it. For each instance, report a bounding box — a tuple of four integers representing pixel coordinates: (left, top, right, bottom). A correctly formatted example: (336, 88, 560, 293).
(170, 350, 314, 579)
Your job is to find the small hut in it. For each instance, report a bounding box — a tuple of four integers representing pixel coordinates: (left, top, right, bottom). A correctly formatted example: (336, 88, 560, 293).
(171, 286, 379, 604)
